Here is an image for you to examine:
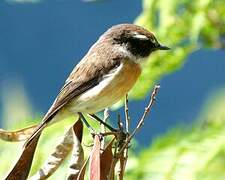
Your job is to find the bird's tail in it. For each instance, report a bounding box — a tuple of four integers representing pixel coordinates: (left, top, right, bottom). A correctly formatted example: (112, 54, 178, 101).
(23, 122, 47, 149)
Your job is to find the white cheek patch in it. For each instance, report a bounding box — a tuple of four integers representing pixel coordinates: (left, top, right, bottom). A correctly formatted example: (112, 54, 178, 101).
(116, 45, 136, 60)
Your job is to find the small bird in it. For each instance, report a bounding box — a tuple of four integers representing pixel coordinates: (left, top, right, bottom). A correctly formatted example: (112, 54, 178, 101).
(25, 24, 169, 147)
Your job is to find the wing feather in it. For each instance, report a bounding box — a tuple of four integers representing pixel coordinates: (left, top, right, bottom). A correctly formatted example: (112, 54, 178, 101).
(24, 42, 121, 147)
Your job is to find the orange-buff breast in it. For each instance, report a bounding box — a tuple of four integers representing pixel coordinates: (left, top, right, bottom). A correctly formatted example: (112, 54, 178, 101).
(68, 60, 141, 113)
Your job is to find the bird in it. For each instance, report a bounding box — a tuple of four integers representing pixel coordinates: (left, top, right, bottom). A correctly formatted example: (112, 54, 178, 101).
(24, 23, 170, 148)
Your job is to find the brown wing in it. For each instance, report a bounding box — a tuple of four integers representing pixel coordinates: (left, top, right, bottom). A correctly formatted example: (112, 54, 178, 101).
(24, 43, 121, 148)
(41, 76, 100, 124)
(42, 49, 121, 124)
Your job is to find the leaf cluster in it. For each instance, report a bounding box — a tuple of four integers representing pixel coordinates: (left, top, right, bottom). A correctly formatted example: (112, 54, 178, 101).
(129, 0, 225, 99)
(125, 89, 225, 179)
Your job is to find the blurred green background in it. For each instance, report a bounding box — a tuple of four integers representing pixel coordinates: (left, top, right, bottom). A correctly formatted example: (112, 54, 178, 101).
(0, 0, 225, 179)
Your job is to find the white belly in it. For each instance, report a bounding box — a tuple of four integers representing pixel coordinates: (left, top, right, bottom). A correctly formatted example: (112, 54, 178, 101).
(68, 60, 141, 114)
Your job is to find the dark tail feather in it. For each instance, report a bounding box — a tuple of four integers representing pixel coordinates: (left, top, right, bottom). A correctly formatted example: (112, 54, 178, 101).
(6, 133, 41, 180)
(23, 122, 47, 148)
(24, 107, 60, 148)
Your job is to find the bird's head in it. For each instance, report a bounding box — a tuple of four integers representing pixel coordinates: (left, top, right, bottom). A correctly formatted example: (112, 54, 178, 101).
(99, 24, 170, 60)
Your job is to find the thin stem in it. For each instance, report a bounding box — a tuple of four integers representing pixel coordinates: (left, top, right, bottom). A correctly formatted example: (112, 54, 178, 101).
(129, 85, 160, 140)
(101, 108, 109, 149)
(124, 94, 130, 133)
(116, 85, 160, 160)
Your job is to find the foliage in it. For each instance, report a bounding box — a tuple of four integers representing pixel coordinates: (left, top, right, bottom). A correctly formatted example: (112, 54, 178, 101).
(125, 89, 225, 179)
(129, 0, 225, 99)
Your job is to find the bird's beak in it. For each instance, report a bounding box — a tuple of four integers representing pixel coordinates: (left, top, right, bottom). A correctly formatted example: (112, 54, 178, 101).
(157, 44, 170, 50)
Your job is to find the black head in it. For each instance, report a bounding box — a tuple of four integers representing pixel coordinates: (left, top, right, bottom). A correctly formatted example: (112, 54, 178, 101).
(102, 24, 170, 58)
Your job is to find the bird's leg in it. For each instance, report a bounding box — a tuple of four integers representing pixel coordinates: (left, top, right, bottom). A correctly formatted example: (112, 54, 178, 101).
(88, 114, 117, 132)
(78, 112, 95, 134)
(88, 113, 129, 151)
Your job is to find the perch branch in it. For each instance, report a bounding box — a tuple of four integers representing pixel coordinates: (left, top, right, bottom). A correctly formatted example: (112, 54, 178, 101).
(112, 85, 160, 176)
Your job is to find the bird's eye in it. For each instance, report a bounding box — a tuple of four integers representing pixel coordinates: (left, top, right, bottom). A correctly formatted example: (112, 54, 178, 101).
(150, 37, 160, 48)
(151, 38, 156, 44)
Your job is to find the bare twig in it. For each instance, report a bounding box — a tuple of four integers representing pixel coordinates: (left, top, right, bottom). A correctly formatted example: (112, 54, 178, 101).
(108, 113, 123, 180)
(118, 143, 129, 180)
(108, 155, 116, 180)
(118, 155, 126, 180)
(101, 108, 109, 149)
(103, 108, 110, 124)
(122, 93, 130, 179)
(111, 85, 160, 174)
(124, 94, 130, 133)
(128, 85, 160, 141)
(117, 113, 123, 131)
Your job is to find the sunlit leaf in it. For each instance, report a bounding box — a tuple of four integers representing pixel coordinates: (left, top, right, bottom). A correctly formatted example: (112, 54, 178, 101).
(0, 125, 37, 142)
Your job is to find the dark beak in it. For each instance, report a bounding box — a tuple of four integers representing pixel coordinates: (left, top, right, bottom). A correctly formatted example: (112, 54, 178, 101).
(157, 44, 170, 50)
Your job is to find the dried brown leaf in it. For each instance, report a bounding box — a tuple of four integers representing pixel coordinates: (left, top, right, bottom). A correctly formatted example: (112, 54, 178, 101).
(67, 120, 84, 180)
(90, 135, 101, 180)
(0, 125, 37, 142)
(100, 138, 115, 180)
(30, 120, 83, 180)
(118, 152, 126, 180)
(77, 156, 89, 180)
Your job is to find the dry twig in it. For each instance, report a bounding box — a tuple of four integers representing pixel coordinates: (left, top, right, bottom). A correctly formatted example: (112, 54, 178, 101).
(111, 85, 160, 179)
(101, 108, 109, 149)
(124, 94, 130, 133)
(120, 85, 160, 153)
